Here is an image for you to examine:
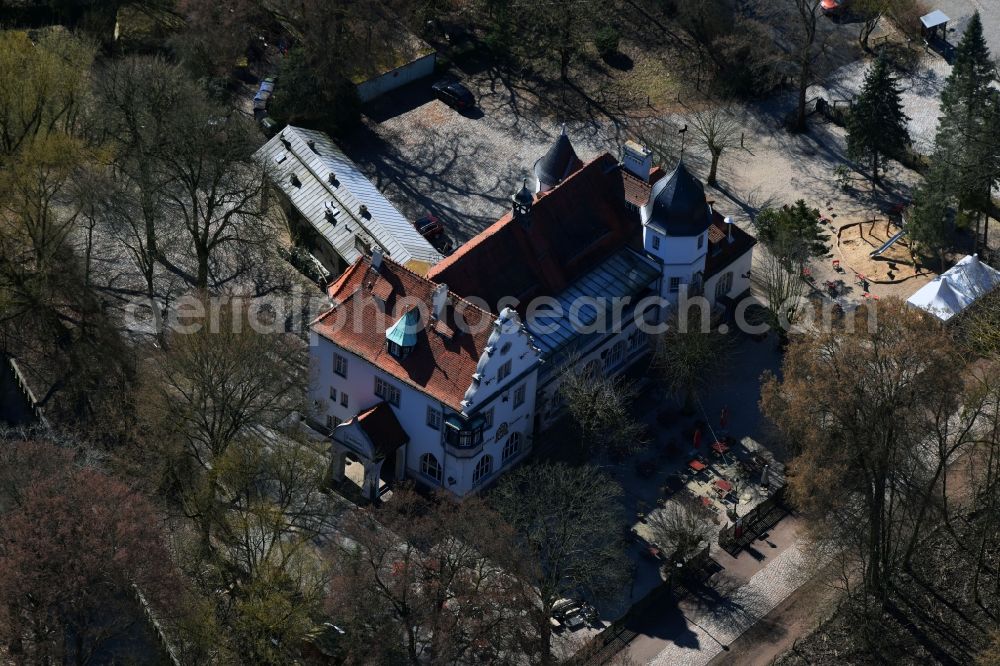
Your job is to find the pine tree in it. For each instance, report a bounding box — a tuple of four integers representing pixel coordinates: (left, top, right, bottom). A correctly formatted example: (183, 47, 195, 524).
(907, 173, 951, 271)
(847, 53, 910, 186)
(928, 12, 997, 250)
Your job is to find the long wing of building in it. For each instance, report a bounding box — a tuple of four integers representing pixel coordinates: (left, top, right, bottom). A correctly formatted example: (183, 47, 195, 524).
(255, 125, 442, 275)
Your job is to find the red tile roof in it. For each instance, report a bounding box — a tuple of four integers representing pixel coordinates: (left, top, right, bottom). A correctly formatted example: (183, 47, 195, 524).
(427, 154, 641, 312)
(313, 256, 494, 411)
(704, 212, 757, 281)
(355, 402, 409, 456)
(622, 166, 665, 207)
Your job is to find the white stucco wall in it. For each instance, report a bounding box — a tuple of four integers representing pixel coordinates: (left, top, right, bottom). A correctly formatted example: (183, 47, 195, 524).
(643, 227, 708, 302)
(309, 308, 541, 498)
(703, 249, 753, 304)
(356, 52, 437, 103)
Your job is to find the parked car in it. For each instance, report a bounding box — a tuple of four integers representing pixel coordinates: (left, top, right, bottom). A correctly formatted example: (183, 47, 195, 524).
(431, 79, 475, 110)
(413, 213, 445, 239)
(821, 0, 850, 15)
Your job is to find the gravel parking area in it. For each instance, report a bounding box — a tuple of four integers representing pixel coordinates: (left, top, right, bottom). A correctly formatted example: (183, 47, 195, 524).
(343, 75, 627, 245)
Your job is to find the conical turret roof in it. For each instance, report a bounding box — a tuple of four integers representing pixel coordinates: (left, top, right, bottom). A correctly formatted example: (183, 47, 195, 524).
(534, 125, 582, 189)
(645, 161, 712, 237)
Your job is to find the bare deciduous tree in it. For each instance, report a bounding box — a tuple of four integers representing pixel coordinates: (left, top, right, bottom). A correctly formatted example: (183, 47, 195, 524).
(328, 488, 533, 665)
(689, 108, 743, 185)
(557, 359, 645, 455)
(492, 463, 628, 665)
(646, 503, 714, 563)
(653, 308, 731, 414)
(140, 302, 306, 554)
(761, 300, 973, 602)
(751, 248, 806, 341)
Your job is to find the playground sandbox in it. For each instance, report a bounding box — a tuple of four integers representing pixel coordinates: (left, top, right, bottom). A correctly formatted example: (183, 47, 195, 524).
(834, 218, 929, 284)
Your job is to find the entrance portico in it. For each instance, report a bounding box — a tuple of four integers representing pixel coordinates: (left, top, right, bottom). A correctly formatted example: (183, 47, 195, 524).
(330, 402, 409, 503)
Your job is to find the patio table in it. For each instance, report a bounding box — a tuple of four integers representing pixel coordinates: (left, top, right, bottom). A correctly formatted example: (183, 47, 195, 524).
(711, 441, 729, 455)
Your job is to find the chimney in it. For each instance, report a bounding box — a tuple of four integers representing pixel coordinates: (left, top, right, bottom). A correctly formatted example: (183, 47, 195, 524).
(622, 140, 653, 182)
(328, 172, 338, 186)
(372, 248, 383, 270)
(725, 216, 734, 243)
(431, 283, 448, 321)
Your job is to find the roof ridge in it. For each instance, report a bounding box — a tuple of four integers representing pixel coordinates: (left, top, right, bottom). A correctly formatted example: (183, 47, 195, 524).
(429, 153, 618, 278)
(380, 253, 496, 318)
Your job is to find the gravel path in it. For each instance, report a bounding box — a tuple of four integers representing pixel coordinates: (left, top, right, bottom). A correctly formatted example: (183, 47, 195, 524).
(809, 54, 952, 154)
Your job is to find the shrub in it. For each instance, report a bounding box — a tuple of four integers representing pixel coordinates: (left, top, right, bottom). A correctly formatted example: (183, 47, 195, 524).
(594, 26, 621, 58)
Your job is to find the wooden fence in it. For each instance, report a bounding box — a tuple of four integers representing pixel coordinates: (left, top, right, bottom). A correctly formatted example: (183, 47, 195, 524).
(2, 355, 48, 429)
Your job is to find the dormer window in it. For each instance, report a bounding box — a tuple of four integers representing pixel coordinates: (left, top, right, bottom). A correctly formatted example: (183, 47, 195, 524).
(386, 308, 420, 360)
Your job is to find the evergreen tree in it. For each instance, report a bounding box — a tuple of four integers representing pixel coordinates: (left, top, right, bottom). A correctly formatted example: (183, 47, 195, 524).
(847, 53, 909, 186)
(755, 200, 830, 268)
(927, 12, 997, 249)
(907, 174, 951, 271)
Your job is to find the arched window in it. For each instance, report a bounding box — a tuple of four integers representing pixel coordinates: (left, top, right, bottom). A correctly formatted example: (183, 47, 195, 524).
(472, 455, 493, 485)
(502, 433, 522, 462)
(715, 271, 734, 299)
(495, 422, 509, 441)
(420, 453, 442, 483)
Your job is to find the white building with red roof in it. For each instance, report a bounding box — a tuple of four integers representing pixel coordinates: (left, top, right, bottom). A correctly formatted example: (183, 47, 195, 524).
(309, 131, 755, 499)
(311, 250, 541, 499)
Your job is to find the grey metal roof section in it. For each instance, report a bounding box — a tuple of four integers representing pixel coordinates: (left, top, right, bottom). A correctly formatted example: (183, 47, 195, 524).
(254, 126, 442, 267)
(527, 247, 660, 368)
(647, 161, 712, 237)
(920, 10, 949, 29)
(533, 127, 582, 188)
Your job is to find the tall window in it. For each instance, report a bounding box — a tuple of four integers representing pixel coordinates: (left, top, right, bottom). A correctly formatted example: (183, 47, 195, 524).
(375, 377, 401, 407)
(340, 392, 349, 408)
(669, 277, 681, 293)
(497, 360, 512, 383)
(716, 271, 734, 299)
(652, 235, 661, 250)
(329, 386, 337, 402)
(604, 341, 625, 370)
(427, 406, 442, 430)
(484, 408, 494, 428)
(473, 455, 493, 485)
(513, 385, 526, 408)
(502, 432, 522, 462)
(420, 453, 442, 483)
(629, 330, 644, 351)
(333, 353, 348, 377)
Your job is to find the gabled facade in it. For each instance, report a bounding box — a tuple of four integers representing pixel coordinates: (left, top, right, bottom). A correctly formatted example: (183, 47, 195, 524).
(309, 129, 756, 499)
(310, 252, 541, 498)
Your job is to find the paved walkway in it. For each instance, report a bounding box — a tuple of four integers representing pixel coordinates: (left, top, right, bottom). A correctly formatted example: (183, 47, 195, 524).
(625, 517, 816, 666)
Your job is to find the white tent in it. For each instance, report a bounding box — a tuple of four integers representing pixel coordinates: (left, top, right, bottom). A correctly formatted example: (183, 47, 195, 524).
(906, 254, 1000, 322)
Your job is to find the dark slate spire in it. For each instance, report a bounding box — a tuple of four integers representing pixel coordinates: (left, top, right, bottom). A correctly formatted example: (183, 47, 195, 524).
(645, 161, 711, 237)
(533, 124, 583, 192)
